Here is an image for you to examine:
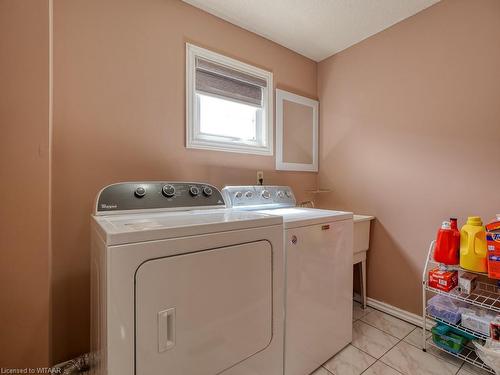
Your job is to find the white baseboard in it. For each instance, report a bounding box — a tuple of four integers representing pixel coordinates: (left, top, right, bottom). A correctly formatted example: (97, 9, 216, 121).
(366, 297, 433, 329)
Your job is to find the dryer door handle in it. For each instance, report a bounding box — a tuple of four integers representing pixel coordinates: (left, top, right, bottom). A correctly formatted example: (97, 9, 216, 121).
(158, 307, 176, 352)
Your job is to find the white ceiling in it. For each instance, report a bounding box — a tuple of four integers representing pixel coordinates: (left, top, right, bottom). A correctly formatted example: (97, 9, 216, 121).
(183, 0, 440, 61)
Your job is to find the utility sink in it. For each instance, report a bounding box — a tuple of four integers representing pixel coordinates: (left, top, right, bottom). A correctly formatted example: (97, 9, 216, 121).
(353, 215, 374, 254)
(353, 214, 374, 309)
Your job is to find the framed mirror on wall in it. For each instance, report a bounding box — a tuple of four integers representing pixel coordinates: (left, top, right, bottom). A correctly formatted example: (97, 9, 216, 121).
(276, 89, 319, 172)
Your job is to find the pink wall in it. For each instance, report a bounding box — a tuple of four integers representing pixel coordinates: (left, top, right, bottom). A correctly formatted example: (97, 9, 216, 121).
(0, 0, 51, 367)
(51, 0, 318, 363)
(6, 0, 500, 366)
(317, 0, 500, 314)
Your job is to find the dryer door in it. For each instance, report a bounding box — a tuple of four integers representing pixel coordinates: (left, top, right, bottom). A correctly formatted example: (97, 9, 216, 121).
(135, 240, 273, 375)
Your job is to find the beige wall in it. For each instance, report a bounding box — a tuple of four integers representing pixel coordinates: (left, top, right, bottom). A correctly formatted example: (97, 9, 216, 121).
(8, 0, 500, 366)
(51, 0, 317, 363)
(0, 0, 51, 367)
(282, 100, 314, 164)
(317, 0, 500, 314)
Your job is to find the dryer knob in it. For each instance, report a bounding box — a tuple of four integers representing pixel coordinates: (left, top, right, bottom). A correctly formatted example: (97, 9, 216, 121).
(134, 186, 146, 198)
(245, 191, 253, 199)
(235, 192, 243, 199)
(162, 184, 176, 198)
(202, 186, 213, 197)
(277, 191, 285, 198)
(285, 191, 292, 198)
(261, 190, 271, 199)
(189, 186, 200, 197)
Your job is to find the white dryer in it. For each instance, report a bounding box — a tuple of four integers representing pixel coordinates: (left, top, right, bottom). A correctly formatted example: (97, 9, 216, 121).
(90, 182, 284, 375)
(222, 186, 353, 375)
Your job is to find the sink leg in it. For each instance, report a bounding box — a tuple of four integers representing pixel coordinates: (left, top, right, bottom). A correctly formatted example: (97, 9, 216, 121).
(361, 259, 367, 309)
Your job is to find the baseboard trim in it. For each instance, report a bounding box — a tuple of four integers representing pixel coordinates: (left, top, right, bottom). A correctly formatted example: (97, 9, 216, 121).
(366, 297, 432, 329)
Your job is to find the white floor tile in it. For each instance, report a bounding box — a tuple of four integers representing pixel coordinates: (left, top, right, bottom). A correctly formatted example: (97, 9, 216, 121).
(459, 363, 495, 375)
(403, 328, 430, 349)
(361, 310, 415, 339)
(392, 324, 463, 367)
(380, 341, 460, 375)
(363, 361, 402, 375)
(404, 328, 463, 367)
(310, 366, 332, 375)
(426, 345, 464, 367)
(353, 301, 373, 321)
(352, 320, 399, 358)
(323, 344, 376, 375)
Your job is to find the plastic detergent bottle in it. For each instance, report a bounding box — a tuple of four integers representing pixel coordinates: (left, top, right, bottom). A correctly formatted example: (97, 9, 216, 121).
(450, 218, 461, 254)
(434, 220, 459, 265)
(460, 216, 488, 273)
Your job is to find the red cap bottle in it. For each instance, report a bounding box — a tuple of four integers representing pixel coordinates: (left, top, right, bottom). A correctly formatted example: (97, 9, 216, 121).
(434, 219, 460, 265)
(449, 218, 460, 264)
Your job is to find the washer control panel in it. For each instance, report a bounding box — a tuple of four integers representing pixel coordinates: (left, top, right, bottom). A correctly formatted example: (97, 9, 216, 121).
(95, 182, 225, 214)
(222, 186, 296, 209)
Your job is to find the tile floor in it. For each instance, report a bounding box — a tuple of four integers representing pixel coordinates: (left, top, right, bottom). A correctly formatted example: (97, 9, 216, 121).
(73, 301, 493, 375)
(311, 301, 492, 375)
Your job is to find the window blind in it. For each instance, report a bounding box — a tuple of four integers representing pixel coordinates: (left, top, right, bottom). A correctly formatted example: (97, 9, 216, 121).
(195, 57, 267, 107)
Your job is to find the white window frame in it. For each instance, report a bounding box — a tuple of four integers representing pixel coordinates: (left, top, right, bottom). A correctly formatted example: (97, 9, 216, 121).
(186, 43, 273, 155)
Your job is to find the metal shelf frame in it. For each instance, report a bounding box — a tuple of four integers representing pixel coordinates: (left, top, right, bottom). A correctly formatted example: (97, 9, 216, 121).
(422, 240, 497, 374)
(425, 284, 500, 313)
(425, 313, 490, 341)
(426, 338, 495, 374)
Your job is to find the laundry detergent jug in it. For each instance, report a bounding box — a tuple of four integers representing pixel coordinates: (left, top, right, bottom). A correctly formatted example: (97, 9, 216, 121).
(460, 216, 488, 273)
(434, 219, 460, 265)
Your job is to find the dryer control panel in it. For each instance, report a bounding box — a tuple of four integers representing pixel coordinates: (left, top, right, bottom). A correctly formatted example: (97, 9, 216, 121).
(95, 182, 225, 214)
(222, 186, 296, 210)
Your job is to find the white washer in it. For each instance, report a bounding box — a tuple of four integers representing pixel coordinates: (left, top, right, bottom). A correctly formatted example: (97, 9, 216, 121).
(91, 182, 284, 375)
(222, 186, 353, 375)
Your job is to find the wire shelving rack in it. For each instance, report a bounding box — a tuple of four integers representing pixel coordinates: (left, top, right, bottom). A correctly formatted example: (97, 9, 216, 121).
(422, 240, 497, 374)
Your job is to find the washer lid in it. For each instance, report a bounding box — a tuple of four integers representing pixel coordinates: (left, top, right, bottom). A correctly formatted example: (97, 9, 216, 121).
(93, 209, 282, 245)
(255, 207, 352, 229)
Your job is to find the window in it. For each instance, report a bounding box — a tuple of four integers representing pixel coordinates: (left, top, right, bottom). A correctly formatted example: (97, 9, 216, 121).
(186, 44, 273, 155)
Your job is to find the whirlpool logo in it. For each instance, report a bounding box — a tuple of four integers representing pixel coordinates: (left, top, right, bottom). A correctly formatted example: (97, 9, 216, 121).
(101, 203, 118, 209)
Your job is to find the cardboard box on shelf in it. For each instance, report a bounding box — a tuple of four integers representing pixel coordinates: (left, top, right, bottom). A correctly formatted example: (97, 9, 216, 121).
(486, 216, 500, 280)
(491, 318, 500, 342)
(429, 268, 458, 292)
(459, 272, 478, 294)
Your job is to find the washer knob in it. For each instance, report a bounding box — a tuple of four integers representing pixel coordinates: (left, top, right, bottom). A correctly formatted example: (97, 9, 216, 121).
(245, 191, 253, 199)
(277, 191, 285, 198)
(235, 191, 243, 199)
(162, 184, 176, 198)
(134, 186, 146, 198)
(189, 186, 200, 197)
(261, 190, 271, 199)
(285, 191, 292, 198)
(202, 186, 213, 197)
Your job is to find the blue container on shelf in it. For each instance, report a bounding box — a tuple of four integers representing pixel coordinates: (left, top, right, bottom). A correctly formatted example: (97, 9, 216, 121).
(427, 295, 463, 324)
(431, 324, 470, 354)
